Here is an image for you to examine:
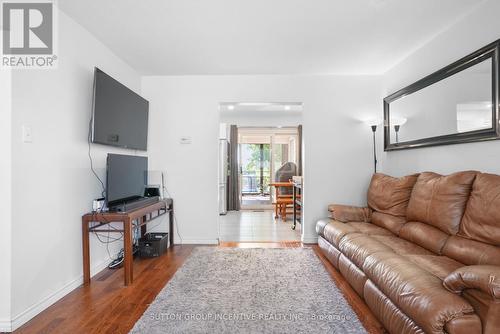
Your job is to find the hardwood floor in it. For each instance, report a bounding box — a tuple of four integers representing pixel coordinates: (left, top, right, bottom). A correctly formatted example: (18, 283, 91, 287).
(13, 243, 385, 334)
(13, 245, 195, 334)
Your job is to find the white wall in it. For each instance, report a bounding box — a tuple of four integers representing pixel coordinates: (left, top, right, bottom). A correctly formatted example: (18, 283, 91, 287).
(9, 9, 141, 330)
(142, 75, 383, 244)
(381, 0, 500, 176)
(0, 68, 12, 332)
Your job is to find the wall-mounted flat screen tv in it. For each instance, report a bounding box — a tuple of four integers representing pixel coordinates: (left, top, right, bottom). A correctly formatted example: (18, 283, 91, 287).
(92, 67, 149, 150)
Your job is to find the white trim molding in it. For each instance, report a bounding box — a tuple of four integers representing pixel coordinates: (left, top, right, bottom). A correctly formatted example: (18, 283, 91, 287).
(302, 235, 318, 244)
(0, 319, 12, 332)
(10, 259, 109, 332)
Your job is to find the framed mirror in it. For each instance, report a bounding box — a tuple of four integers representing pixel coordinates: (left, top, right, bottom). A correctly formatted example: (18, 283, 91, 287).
(384, 40, 500, 151)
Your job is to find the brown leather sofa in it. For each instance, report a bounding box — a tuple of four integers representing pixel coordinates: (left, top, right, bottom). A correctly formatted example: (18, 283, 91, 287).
(316, 171, 500, 334)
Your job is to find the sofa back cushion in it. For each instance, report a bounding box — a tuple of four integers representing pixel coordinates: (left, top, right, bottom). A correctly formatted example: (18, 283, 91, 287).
(399, 221, 449, 254)
(406, 171, 477, 235)
(442, 236, 500, 266)
(459, 173, 500, 246)
(371, 212, 407, 235)
(367, 173, 419, 217)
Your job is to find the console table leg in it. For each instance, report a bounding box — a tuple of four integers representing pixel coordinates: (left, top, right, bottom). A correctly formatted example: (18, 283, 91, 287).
(169, 202, 174, 248)
(123, 218, 133, 285)
(140, 215, 147, 237)
(82, 220, 90, 285)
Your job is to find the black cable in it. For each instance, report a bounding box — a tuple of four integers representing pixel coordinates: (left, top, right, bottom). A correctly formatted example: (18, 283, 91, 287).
(93, 232, 123, 243)
(90, 202, 124, 262)
(86, 104, 123, 263)
(162, 172, 183, 245)
(91, 217, 122, 261)
(87, 101, 106, 198)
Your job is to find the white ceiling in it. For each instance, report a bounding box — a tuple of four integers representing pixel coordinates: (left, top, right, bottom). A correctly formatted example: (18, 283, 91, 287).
(58, 0, 484, 75)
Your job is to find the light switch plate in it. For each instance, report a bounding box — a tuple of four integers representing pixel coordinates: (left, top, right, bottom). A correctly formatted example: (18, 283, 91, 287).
(22, 125, 32, 143)
(179, 136, 192, 144)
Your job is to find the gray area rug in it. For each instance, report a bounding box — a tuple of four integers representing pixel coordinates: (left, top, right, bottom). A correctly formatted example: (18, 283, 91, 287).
(130, 247, 367, 334)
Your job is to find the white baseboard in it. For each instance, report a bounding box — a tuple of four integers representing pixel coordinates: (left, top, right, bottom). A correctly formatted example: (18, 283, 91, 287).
(9, 259, 109, 332)
(302, 235, 318, 244)
(0, 319, 12, 332)
(178, 239, 219, 245)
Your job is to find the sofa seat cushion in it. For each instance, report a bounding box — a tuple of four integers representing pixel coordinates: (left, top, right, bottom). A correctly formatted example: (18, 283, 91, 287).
(319, 220, 393, 247)
(371, 235, 433, 256)
(404, 254, 463, 280)
(338, 233, 395, 268)
(363, 252, 478, 334)
(348, 222, 394, 237)
(318, 236, 342, 269)
(364, 280, 426, 334)
(321, 220, 359, 246)
(338, 254, 367, 297)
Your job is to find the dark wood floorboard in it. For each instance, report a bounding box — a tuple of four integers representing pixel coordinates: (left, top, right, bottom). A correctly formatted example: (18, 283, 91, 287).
(13, 243, 385, 334)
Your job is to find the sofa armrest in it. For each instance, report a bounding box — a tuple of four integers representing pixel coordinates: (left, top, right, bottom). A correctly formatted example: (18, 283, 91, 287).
(327, 204, 371, 223)
(443, 265, 500, 299)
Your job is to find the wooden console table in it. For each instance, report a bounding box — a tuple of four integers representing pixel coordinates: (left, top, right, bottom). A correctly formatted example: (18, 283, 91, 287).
(82, 198, 173, 286)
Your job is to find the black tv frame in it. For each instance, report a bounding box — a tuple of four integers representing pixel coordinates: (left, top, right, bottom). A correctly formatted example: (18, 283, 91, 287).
(91, 67, 149, 151)
(105, 154, 156, 212)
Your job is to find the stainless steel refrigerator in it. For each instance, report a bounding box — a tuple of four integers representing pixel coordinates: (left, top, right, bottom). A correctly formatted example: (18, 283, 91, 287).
(218, 139, 229, 215)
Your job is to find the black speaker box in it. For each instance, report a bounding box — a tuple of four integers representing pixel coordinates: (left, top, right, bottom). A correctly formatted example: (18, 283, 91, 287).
(144, 186, 160, 197)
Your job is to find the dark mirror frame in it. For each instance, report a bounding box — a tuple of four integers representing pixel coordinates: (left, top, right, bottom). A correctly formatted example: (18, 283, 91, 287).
(384, 40, 500, 151)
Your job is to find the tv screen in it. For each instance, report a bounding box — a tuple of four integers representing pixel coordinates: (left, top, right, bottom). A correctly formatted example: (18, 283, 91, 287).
(106, 154, 148, 205)
(92, 68, 149, 150)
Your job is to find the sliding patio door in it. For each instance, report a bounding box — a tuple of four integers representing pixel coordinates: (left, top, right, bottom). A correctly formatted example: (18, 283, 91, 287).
(239, 142, 272, 208)
(238, 128, 299, 209)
